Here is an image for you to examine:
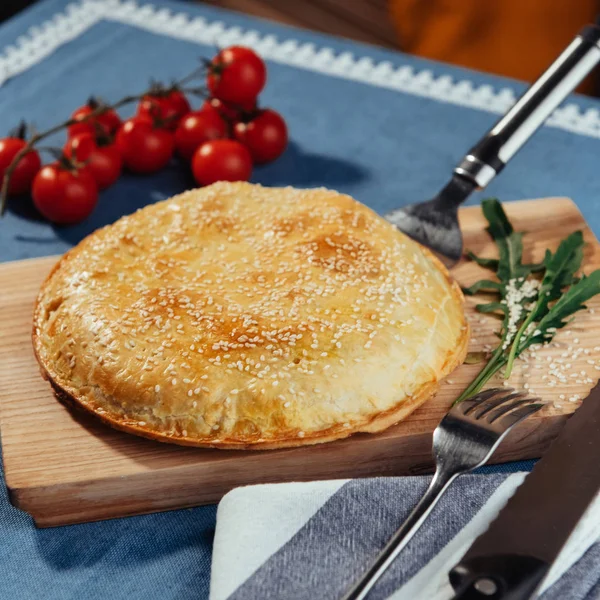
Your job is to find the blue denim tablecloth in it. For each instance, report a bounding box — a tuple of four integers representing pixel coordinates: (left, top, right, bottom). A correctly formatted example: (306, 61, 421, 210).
(0, 0, 598, 598)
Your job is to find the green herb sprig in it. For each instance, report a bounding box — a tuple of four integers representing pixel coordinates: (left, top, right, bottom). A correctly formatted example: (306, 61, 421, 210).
(454, 199, 600, 404)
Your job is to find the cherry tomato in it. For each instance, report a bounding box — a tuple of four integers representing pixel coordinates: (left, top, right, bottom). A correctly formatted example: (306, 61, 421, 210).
(32, 163, 98, 224)
(207, 46, 266, 106)
(192, 139, 252, 186)
(116, 117, 174, 174)
(234, 109, 288, 164)
(68, 102, 121, 139)
(167, 90, 192, 120)
(175, 110, 227, 161)
(201, 97, 256, 122)
(137, 89, 191, 130)
(0, 137, 41, 195)
(64, 132, 122, 190)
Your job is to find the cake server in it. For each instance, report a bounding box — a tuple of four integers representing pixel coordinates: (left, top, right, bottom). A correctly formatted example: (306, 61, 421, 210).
(386, 23, 600, 264)
(449, 381, 600, 599)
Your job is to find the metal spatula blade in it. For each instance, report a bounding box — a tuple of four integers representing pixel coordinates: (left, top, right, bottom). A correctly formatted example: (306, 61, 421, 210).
(385, 23, 600, 265)
(385, 175, 475, 265)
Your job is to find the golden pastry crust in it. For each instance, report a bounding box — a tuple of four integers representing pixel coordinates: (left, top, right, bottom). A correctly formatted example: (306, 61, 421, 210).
(33, 182, 468, 449)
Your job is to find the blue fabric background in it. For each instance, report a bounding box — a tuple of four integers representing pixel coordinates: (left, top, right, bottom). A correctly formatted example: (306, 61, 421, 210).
(0, 0, 592, 597)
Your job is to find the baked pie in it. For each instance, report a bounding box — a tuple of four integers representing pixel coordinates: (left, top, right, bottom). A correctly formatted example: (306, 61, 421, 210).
(33, 182, 468, 448)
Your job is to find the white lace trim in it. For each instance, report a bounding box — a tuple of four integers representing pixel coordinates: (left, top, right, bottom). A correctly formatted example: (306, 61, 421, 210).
(2, 0, 600, 140)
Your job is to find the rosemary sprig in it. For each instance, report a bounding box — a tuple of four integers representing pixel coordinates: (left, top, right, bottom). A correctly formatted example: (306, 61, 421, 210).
(454, 199, 600, 404)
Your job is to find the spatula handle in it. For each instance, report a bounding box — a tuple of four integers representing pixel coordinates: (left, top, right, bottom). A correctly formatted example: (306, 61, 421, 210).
(455, 24, 600, 189)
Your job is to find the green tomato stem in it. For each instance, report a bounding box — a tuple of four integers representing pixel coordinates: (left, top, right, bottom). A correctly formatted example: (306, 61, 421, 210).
(453, 345, 506, 404)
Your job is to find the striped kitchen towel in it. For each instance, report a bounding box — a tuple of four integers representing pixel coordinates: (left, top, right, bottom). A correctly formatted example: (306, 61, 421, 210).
(210, 473, 600, 599)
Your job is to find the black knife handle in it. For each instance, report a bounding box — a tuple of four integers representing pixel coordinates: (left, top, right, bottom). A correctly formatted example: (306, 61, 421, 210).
(454, 23, 600, 189)
(449, 555, 549, 599)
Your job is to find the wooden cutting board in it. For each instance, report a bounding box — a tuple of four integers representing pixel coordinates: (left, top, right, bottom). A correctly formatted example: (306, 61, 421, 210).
(2, 198, 600, 528)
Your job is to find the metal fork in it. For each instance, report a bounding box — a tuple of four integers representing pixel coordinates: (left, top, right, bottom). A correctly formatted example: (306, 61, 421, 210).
(342, 388, 545, 600)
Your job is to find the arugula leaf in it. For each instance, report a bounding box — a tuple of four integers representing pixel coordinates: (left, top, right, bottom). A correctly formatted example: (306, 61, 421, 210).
(532, 232, 584, 320)
(466, 251, 499, 271)
(462, 280, 504, 295)
(532, 270, 600, 337)
(479, 199, 547, 284)
(454, 200, 600, 405)
(465, 351, 488, 364)
(482, 199, 526, 282)
(524, 261, 547, 273)
(475, 302, 508, 315)
(466, 250, 544, 274)
(502, 231, 585, 377)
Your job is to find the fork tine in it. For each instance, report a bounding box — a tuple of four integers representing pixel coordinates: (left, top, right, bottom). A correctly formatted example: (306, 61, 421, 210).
(487, 398, 535, 423)
(473, 391, 529, 419)
(495, 402, 545, 431)
(461, 388, 508, 415)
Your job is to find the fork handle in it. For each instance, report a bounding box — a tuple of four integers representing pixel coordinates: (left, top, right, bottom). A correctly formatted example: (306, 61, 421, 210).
(455, 24, 600, 189)
(341, 469, 458, 600)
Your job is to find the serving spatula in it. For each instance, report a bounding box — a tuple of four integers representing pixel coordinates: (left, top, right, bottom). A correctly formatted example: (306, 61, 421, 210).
(386, 23, 600, 264)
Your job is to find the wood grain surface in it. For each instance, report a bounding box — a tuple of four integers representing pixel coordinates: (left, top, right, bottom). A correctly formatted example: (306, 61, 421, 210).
(198, 0, 399, 49)
(1, 198, 599, 527)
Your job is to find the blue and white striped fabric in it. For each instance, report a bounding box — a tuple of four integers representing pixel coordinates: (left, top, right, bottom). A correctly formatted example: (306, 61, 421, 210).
(210, 474, 600, 599)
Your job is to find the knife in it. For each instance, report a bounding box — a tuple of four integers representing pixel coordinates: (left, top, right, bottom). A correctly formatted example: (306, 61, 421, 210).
(449, 383, 600, 599)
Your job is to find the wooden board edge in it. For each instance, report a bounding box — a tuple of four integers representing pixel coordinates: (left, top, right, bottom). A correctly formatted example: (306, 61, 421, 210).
(10, 414, 567, 528)
(0, 254, 58, 269)
(0, 196, 584, 525)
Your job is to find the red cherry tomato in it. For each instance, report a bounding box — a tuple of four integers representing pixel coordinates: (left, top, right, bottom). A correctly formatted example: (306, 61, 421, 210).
(68, 103, 121, 139)
(116, 117, 175, 174)
(192, 139, 252, 186)
(64, 133, 122, 190)
(0, 137, 41, 195)
(137, 89, 191, 130)
(201, 97, 256, 122)
(175, 110, 227, 161)
(207, 46, 266, 106)
(32, 163, 98, 224)
(167, 90, 192, 120)
(234, 109, 288, 164)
